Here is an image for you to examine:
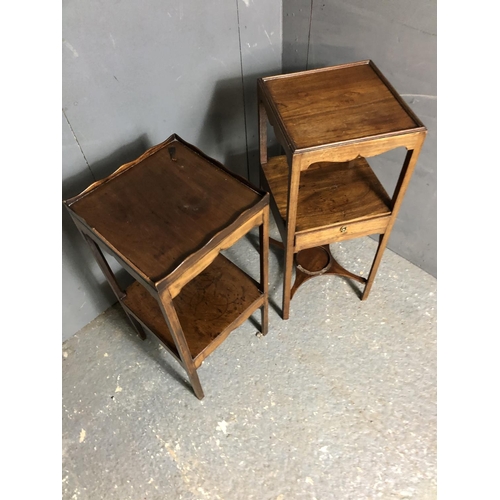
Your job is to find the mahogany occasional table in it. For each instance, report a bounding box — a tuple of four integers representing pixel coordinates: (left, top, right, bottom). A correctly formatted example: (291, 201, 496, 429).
(64, 134, 270, 399)
(257, 60, 427, 319)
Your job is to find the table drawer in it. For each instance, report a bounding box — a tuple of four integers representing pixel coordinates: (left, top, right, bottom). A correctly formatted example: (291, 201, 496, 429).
(295, 216, 391, 252)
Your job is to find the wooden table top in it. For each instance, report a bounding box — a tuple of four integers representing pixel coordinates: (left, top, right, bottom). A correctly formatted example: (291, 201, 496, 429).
(65, 135, 265, 283)
(259, 60, 424, 151)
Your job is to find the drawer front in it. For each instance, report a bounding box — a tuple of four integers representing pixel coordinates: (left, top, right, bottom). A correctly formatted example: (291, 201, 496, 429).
(295, 216, 391, 252)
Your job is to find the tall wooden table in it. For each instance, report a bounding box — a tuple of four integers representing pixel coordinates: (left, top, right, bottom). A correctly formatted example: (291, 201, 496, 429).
(64, 134, 270, 399)
(258, 60, 427, 319)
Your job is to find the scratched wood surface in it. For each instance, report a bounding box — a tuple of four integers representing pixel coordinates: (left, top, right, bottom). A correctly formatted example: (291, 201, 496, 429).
(67, 136, 262, 282)
(122, 254, 262, 364)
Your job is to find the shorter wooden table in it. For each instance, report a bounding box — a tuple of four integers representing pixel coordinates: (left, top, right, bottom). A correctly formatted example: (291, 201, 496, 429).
(64, 134, 270, 399)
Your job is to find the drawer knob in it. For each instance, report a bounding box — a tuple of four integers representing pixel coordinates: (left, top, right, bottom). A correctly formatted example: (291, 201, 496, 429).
(340, 226, 347, 233)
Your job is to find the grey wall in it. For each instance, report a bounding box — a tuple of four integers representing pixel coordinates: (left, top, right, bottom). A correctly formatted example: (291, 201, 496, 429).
(283, 0, 437, 278)
(62, 0, 282, 341)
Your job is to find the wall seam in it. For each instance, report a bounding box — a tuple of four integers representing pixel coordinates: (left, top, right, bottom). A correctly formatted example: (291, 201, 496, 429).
(305, 0, 314, 70)
(235, 0, 250, 180)
(63, 109, 96, 182)
(279, 0, 283, 72)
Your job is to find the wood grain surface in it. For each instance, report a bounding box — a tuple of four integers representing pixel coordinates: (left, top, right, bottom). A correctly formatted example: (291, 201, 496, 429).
(262, 155, 392, 232)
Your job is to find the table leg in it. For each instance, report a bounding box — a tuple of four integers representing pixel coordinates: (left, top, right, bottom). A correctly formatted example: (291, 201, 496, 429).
(259, 206, 270, 335)
(282, 157, 302, 320)
(157, 288, 204, 400)
(82, 234, 147, 340)
(282, 245, 294, 320)
(363, 140, 425, 300)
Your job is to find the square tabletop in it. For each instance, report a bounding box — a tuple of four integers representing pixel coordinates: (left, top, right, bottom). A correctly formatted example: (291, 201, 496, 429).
(65, 135, 265, 283)
(259, 60, 424, 151)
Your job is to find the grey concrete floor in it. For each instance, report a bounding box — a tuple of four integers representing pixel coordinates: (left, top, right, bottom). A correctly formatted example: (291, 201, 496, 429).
(62, 222, 437, 500)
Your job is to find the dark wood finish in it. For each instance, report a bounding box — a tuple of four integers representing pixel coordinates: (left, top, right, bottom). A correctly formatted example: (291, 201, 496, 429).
(64, 134, 270, 399)
(83, 234, 147, 341)
(259, 60, 425, 157)
(157, 286, 205, 400)
(262, 155, 392, 232)
(259, 206, 270, 335)
(291, 245, 367, 300)
(122, 255, 263, 366)
(258, 60, 427, 318)
(67, 137, 262, 283)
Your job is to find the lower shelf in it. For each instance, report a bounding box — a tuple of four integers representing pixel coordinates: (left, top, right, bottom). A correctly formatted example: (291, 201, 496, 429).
(122, 254, 263, 366)
(262, 155, 392, 233)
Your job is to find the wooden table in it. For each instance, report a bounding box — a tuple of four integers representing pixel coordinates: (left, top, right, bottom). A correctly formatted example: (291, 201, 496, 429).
(258, 60, 427, 319)
(64, 134, 270, 399)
